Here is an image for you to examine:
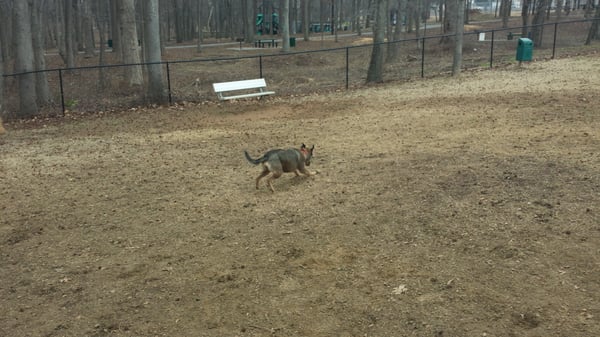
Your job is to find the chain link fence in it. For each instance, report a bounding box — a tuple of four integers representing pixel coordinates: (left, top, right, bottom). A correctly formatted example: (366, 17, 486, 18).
(2, 18, 599, 118)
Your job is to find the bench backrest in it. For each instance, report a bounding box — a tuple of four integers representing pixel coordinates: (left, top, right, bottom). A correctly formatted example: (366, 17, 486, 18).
(213, 78, 267, 93)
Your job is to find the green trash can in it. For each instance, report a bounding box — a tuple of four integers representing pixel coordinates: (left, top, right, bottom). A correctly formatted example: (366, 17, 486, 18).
(289, 37, 296, 47)
(516, 38, 533, 62)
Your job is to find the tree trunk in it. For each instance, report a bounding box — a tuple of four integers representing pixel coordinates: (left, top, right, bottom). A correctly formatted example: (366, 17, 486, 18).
(143, 0, 167, 104)
(243, 0, 255, 44)
(174, 0, 185, 43)
(110, 0, 121, 54)
(387, 0, 406, 61)
(82, 0, 96, 58)
(530, 0, 548, 47)
(585, 4, 600, 44)
(0, 0, 11, 76)
(198, 0, 205, 52)
(31, 0, 52, 106)
(442, 0, 458, 44)
(282, 0, 291, 51)
(556, 0, 563, 20)
(119, 0, 143, 87)
(13, 0, 38, 118)
(500, 0, 512, 28)
(452, 0, 465, 76)
(521, 0, 531, 36)
(367, 0, 386, 83)
(0, 39, 3, 116)
(64, 0, 76, 68)
(94, 0, 109, 90)
(303, 0, 310, 40)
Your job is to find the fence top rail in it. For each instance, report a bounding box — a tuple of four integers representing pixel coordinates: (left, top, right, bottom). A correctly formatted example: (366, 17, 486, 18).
(2, 17, 598, 78)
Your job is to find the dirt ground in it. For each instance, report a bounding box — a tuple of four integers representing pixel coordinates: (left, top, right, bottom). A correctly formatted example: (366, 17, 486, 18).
(1, 54, 599, 337)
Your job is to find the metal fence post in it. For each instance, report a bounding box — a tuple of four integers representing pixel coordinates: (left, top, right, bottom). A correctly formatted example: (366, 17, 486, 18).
(421, 38, 425, 78)
(166, 62, 172, 104)
(259, 55, 263, 78)
(552, 22, 558, 59)
(345, 47, 349, 89)
(490, 30, 495, 68)
(58, 69, 65, 116)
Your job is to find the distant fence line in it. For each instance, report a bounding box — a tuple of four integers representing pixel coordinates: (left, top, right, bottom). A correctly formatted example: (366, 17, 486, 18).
(2, 17, 599, 118)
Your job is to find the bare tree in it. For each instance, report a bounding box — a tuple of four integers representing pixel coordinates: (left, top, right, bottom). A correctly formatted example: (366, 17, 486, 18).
(585, 4, 600, 44)
(64, 0, 76, 68)
(110, 0, 121, 54)
(452, 0, 465, 76)
(0, 38, 3, 116)
(387, 0, 406, 61)
(143, 0, 167, 104)
(499, 0, 512, 28)
(442, 0, 459, 43)
(282, 0, 291, 51)
(366, 0, 386, 83)
(530, 0, 548, 47)
(93, 0, 109, 89)
(81, 0, 96, 58)
(303, 0, 310, 40)
(119, 0, 143, 86)
(13, 0, 38, 117)
(243, 0, 255, 44)
(521, 0, 531, 36)
(556, 0, 564, 20)
(31, 0, 51, 105)
(0, 0, 11, 76)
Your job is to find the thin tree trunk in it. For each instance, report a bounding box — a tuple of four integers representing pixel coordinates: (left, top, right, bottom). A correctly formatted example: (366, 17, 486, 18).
(64, 0, 76, 69)
(530, 0, 548, 47)
(110, 0, 121, 54)
(585, 4, 600, 44)
(500, 0, 511, 28)
(82, 0, 96, 58)
(387, 0, 405, 61)
(13, 0, 38, 117)
(0, 40, 3, 116)
(94, 1, 108, 90)
(521, 0, 531, 36)
(452, 0, 465, 76)
(31, 0, 52, 105)
(367, 0, 386, 83)
(198, 0, 205, 52)
(303, 0, 310, 40)
(282, 0, 291, 51)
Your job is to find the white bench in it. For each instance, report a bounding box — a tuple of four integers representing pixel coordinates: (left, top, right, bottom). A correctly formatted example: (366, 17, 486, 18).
(212, 78, 275, 101)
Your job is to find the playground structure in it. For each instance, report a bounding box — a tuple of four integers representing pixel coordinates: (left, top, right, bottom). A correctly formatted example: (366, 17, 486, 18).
(256, 12, 279, 35)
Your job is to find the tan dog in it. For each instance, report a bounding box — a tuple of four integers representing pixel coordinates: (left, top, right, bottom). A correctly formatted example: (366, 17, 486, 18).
(244, 144, 316, 192)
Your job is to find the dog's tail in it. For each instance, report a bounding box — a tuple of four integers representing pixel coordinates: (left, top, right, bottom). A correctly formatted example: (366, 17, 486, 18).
(244, 150, 268, 165)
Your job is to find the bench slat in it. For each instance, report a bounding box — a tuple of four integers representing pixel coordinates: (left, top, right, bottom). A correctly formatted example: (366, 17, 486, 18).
(213, 78, 274, 101)
(220, 91, 276, 100)
(213, 78, 267, 92)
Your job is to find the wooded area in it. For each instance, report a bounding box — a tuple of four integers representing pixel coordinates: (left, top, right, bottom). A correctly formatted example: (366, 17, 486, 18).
(0, 0, 599, 118)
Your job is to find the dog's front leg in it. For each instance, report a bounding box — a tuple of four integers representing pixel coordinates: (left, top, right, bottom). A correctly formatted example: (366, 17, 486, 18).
(300, 168, 317, 176)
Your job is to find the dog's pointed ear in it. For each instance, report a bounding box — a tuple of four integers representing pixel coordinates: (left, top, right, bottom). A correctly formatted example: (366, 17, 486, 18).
(310, 145, 315, 151)
(301, 143, 306, 149)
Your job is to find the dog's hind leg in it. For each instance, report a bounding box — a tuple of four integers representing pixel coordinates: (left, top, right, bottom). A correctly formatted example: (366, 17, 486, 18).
(266, 171, 282, 193)
(255, 168, 270, 189)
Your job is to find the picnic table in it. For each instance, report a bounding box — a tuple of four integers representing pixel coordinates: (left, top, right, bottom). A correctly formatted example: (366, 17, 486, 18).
(254, 39, 278, 48)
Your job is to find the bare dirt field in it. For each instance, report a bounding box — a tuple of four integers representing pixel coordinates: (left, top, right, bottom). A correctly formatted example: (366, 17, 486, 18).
(1, 54, 599, 337)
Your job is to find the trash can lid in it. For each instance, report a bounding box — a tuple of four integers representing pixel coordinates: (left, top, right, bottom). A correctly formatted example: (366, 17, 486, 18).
(518, 37, 533, 44)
